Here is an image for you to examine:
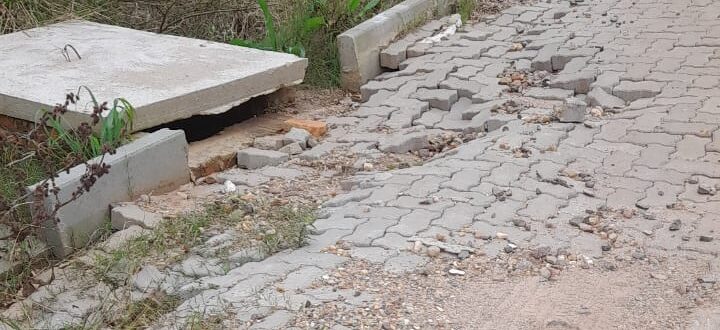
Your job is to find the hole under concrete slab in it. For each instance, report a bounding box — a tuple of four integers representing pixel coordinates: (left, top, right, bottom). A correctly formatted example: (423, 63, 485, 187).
(144, 94, 269, 143)
(145, 89, 297, 179)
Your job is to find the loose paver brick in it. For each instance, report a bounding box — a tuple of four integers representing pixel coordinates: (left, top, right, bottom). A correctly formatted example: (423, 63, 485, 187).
(237, 148, 289, 169)
(612, 81, 665, 102)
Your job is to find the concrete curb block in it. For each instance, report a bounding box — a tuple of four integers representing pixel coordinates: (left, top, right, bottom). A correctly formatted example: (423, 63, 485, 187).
(338, 0, 456, 91)
(29, 129, 190, 257)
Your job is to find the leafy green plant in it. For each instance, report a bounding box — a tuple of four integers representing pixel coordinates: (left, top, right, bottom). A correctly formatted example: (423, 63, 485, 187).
(458, 0, 477, 23)
(44, 86, 135, 160)
(349, 0, 381, 17)
(231, 0, 386, 85)
(230, 0, 323, 57)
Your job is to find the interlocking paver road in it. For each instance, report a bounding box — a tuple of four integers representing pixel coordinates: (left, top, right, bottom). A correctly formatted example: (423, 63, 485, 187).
(10, 0, 720, 328)
(160, 0, 720, 327)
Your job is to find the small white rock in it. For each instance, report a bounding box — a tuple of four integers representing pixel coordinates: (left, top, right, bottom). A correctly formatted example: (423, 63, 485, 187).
(448, 268, 465, 276)
(223, 180, 237, 194)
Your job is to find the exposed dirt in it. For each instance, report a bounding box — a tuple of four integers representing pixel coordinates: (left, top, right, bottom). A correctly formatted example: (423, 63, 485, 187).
(295, 253, 720, 329)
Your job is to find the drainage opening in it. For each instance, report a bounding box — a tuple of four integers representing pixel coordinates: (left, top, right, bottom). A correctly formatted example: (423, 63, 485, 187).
(144, 94, 269, 142)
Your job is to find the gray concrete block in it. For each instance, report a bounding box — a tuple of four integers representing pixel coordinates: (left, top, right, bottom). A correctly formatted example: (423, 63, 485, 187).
(253, 135, 286, 150)
(559, 97, 587, 123)
(279, 142, 304, 155)
(237, 148, 289, 169)
(111, 203, 163, 230)
(0, 21, 308, 131)
(380, 39, 411, 70)
(29, 129, 189, 257)
(284, 128, 311, 149)
(126, 129, 190, 195)
(338, 0, 445, 91)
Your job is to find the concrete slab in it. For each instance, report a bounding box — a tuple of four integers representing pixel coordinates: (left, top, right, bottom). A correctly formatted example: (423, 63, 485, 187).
(0, 20, 308, 131)
(29, 129, 190, 257)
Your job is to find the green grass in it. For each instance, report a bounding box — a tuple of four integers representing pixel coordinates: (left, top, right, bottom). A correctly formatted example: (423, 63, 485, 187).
(458, 0, 477, 23)
(230, 0, 394, 87)
(109, 293, 181, 329)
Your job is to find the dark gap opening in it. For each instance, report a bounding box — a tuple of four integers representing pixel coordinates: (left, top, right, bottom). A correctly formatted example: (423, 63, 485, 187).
(143, 95, 268, 142)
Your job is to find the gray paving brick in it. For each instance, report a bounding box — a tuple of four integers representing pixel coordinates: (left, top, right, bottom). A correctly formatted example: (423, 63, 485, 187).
(551, 48, 600, 71)
(612, 81, 665, 102)
(412, 88, 459, 111)
(587, 87, 626, 110)
(548, 71, 597, 94)
(525, 87, 574, 100)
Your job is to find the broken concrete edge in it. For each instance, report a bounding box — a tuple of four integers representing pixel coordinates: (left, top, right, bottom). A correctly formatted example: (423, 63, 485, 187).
(338, 0, 457, 91)
(28, 128, 191, 257)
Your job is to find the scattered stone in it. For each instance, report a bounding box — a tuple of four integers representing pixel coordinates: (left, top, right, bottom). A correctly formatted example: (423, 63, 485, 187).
(669, 220, 682, 231)
(408, 237, 473, 255)
(427, 246, 441, 257)
(699, 276, 717, 284)
(635, 202, 650, 210)
(700, 235, 714, 242)
(509, 43, 524, 51)
(475, 231, 491, 240)
(496, 232, 509, 240)
(579, 223, 594, 232)
(223, 180, 238, 194)
(539, 267, 552, 280)
(698, 184, 717, 195)
(622, 209, 634, 218)
(448, 268, 465, 276)
(650, 272, 668, 280)
(504, 243, 517, 253)
(458, 250, 470, 260)
(363, 162, 374, 171)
